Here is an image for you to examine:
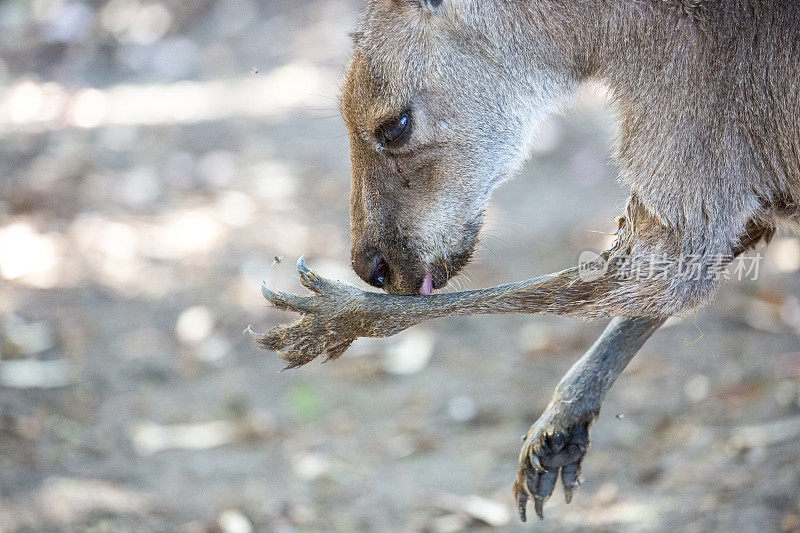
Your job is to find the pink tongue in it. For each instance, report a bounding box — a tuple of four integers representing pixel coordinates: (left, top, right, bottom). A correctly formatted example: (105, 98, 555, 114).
(419, 273, 434, 296)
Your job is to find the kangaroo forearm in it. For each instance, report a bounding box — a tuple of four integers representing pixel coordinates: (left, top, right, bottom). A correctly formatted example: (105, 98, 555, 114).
(517, 315, 665, 520)
(363, 266, 622, 327)
(549, 316, 666, 415)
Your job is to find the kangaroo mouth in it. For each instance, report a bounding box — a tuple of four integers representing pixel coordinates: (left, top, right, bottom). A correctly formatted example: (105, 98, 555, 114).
(416, 246, 475, 296)
(419, 273, 435, 296)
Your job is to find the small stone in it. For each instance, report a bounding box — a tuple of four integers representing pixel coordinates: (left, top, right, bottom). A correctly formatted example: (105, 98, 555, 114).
(684, 374, 710, 403)
(175, 306, 214, 345)
(432, 493, 511, 527)
(516, 321, 554, 354)
(447, 396, 477, 422)
(217, 509, 253, 533)
(430, 514, 466, 533)
(0, 359, 71, 389)
(381, 330, 434, 375)
(293, 453, 330, 481)
(129, 420, 239, 456)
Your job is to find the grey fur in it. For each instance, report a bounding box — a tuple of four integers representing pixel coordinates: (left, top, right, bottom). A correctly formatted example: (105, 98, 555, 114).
(253, 0, 799, 521)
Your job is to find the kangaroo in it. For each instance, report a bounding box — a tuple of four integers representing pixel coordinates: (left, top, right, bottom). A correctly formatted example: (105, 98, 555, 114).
(251, 0, 800, 521)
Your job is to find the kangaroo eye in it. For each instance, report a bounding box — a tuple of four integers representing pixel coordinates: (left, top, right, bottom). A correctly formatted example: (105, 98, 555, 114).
(386, 114, 408, 141)
(378, 112, 410, 145)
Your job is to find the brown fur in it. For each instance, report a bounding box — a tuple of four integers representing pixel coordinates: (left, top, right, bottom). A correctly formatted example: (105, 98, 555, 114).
(253, 0, 800, 521)
(343, 0, 799, 308)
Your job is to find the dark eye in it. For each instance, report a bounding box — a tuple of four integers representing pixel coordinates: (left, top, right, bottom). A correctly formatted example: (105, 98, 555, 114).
(378, 112, 410, 145)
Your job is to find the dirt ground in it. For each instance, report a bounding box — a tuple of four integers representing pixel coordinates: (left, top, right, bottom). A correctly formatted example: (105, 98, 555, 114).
(1, 1, 799, 531)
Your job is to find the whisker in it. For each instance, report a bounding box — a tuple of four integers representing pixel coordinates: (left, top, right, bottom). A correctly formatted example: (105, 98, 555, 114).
(478, 242, 501, 263)
(284, 92, 339, 102)
(313, 133, 352, 141)
(481, 233, 511, 248)
(305, 114, 344, 120)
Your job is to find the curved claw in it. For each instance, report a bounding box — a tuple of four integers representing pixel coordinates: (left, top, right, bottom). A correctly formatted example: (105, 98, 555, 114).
(296, 256, 336, 295)
(297, 255, 309, 274)
(514, 472, 531, 523)
(560, 462, 581, 503)
(563, 484, 576, 504)
(249, 322, 295, 352)
(534, 498, 545, 520)
(261, 282, 311, 312)
(530, 469, 558, 520)
(245, 325, 266, 343)
(517, 491, 529, 523)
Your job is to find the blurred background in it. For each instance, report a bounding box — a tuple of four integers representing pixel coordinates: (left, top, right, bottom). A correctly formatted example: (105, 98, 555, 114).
(0, 1, 798, 531)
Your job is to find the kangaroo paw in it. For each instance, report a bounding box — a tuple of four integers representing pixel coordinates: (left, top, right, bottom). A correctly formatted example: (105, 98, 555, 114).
(249, 257, 365, 369)
(514, 416, 591, 521)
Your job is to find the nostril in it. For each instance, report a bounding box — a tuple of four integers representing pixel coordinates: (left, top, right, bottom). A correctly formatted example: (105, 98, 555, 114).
(369, 256, 389, 288)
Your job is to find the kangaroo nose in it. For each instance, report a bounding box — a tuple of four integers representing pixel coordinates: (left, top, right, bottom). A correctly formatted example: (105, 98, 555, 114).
(368, 256, 389, 288)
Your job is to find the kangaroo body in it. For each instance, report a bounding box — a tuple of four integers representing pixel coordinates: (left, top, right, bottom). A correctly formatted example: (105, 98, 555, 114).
(254, 0, 800, 521)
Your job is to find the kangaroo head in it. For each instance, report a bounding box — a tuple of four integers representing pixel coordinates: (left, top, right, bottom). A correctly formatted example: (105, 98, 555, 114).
(341, 0, 576, 295)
